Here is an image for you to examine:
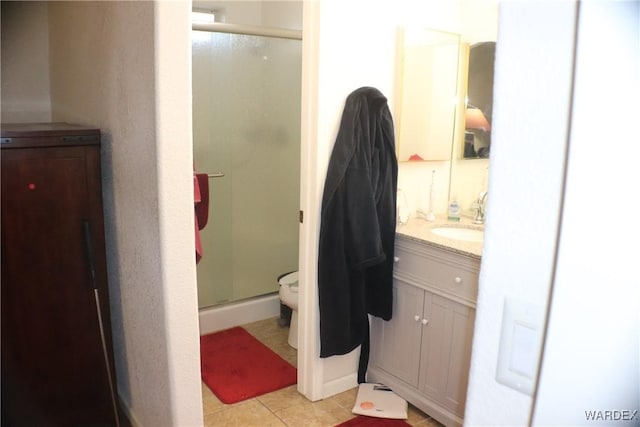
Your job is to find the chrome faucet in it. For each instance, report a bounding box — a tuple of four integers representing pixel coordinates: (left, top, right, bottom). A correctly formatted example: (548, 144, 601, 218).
(473, 191, 488, 224)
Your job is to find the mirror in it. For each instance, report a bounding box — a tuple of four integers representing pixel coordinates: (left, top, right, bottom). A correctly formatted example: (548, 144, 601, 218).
(394, 2, 497, 219)
(463, 42, 496, 159)
(396, 27, 461, 162)
(447, 41, 494, 215)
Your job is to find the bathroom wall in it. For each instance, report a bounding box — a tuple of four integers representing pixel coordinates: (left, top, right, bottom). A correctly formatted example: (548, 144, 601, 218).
(465, 2, 578, 425)
(193, 1, 302, 29)
(532, 1, 639, 422)
(47, 2, 201, 426)
(467, 3, 640, 425)
(0, 1, 52, 123)
(299, 0, 496, 400)
(306, 0, 399, 397)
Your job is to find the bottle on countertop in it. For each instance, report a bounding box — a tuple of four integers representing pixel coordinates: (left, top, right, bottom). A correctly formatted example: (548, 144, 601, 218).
(447, 197, 461, 221)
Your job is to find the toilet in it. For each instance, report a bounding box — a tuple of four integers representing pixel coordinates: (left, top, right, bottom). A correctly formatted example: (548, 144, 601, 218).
(278, 271, 299, 349)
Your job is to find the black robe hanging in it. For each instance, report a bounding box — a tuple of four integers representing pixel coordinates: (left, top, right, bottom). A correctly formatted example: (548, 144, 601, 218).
(318, 87, 398, 366)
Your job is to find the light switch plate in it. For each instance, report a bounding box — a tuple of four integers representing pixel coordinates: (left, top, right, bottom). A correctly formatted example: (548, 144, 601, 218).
(496, 297, 544, 395)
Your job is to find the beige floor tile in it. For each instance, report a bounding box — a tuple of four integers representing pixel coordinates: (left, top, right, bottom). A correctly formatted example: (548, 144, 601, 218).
(404, 404, 444, 427)
(200, 316, 450, 427)
(274, 396, 354, 427)
(411, 416, 446, 427)
(257, 385, 310, 413)
(202, 382, 259, 416)
(264, 339, 298, 367)
(202, 394, 227, 418)
(202, 382, 225, 416)
(244, 317, 297, 359)
(202, 382, 215, 399)
(244, 317, 298, 368)
(243, 317, 285, 341)
(324, 387, 358, 410)
(406, 404, 431, 425)
(204, 399, 286, 427)
(258, 332, 286, 347)
(202, 317, 389, 426)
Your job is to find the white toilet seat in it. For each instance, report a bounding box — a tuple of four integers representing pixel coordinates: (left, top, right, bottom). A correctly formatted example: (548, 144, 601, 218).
(278, 271, 299, 348)
(279, 281, 298, 310)
(279, 271, 298, 287)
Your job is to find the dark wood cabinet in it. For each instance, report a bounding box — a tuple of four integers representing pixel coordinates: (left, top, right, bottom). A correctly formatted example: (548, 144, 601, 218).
(1, 123, 120, 426)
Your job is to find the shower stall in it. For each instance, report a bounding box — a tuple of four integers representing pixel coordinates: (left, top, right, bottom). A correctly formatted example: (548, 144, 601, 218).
(192, 23, 302, 310)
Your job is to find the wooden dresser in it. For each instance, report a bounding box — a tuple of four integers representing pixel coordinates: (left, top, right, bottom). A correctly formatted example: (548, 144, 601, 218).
(1, 123, 121, 426)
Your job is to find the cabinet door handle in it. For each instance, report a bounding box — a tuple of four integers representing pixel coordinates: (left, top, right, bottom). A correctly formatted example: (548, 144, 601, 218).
(393, 256, 400, 263)
(82, 220, 97, 290)
(455, 276, 463, 284)
(414, 315, 420, 321)
(421, 318, 429, 325)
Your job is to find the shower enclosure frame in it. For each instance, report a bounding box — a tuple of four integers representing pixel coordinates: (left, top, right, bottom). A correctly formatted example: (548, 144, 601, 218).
(192, 18, 329, 403)
(193, 22, 302, 41)
(192, 22, 302, 314)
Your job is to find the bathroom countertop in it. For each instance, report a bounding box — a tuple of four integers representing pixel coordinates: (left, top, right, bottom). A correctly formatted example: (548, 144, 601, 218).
(395, 216, 484, 259)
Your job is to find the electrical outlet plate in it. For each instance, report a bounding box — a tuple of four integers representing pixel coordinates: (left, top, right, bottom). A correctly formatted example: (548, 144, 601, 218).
(496, 297, 544, 396)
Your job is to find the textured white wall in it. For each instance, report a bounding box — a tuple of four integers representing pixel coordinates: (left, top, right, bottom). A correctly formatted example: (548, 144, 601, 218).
(154, 2, 204, 426)
(0, 1, 52, 122)
(300, 0, 502, 401)
(48, 2, 201, 426)
(304, 0, 400, 397)
(533, 2, 640, 424)
(464, 2, 577, 425)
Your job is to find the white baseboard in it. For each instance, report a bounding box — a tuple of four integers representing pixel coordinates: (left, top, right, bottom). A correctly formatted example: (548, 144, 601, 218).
(322, 372, 358, 399)
(198, 294, 281, 335)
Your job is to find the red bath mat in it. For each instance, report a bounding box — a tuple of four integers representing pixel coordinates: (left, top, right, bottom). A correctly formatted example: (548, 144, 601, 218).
(336, 415, 411, 427)
(200, 326, 297, 404)
(336, 415, 412, 427)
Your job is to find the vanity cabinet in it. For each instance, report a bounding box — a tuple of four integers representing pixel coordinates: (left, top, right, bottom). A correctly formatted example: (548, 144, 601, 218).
(369, 235, 479, 427)
(1, 123, 120, 426)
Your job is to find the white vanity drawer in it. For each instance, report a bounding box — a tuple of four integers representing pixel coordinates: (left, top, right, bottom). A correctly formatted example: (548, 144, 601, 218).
(393, 237, 480, 304)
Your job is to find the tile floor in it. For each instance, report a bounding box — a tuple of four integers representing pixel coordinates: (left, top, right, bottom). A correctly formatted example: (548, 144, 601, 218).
(202, 317, 444, 427)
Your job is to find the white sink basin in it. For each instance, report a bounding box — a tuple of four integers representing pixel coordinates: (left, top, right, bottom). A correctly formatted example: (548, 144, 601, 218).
(431, 226, 484, 242)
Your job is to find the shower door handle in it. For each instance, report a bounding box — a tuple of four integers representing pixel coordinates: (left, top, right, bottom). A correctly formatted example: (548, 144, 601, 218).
(207, 172, 225, 178)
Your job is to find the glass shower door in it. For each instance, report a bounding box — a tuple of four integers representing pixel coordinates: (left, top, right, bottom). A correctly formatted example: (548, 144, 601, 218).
(192, 30, 301, 308)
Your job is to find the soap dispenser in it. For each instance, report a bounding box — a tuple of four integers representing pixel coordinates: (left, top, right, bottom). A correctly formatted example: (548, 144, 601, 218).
(447, 197, 461, 221)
